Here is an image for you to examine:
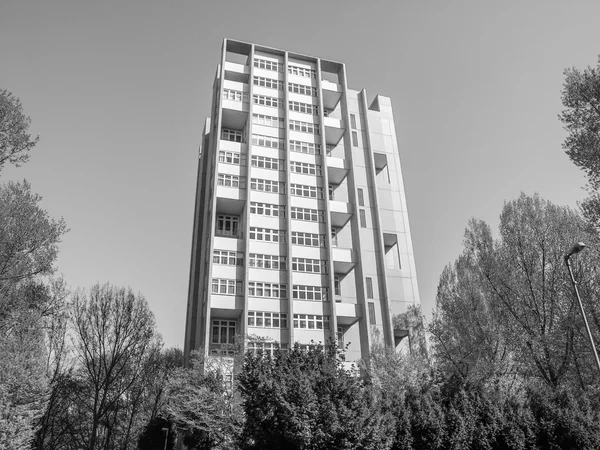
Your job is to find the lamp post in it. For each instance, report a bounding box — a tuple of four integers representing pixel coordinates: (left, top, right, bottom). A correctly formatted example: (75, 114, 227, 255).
(161, 427, 169, 450)
(564, 242, 600, 375)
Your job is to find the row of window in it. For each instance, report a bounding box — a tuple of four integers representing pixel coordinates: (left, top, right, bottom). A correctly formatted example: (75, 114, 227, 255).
(289, 83, 318, 97)
(290, 183, 324, 199)
(249, 281, 286, 299)
(289, 120, 319, 135)
(250, 201, 286, 217)
(222, 89, 248, 102)
(291, 257, 328, 274)
(251, 155, 284, 170)
(213, 250, 243, 266)
(293, 285, 328, 302)
(249, 253, 286, 270)
(210, 279, 336, 303)
(253, 75, 283, 90)
(289, 101, 319, 116)
(291, 231, 325, 247)
(248, 311, 287, 328)
(290, 206, 324, 222)
(290, 140, 321, 155)
(253, 58, 317, 79)
(249, 226, 286, 243)
(217, 173, 245, 188)
(219, 152, 321, 177)
(293, 314, 330, 329)
(252, 133, 285, 150)
(219, 150, 246, 166)
(253, 94, 284, 109)
(289, 160, 322, 175)
(252, 113, 285, 129)
(250, 178, 285, 194)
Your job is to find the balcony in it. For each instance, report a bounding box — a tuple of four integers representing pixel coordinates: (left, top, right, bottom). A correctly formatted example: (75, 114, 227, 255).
(222, 92, 249, 129)
(336, 302, 360, 326)
(210, 295, 244, 319)
(215, 190, 245, 215)
(326, 156, 349, 184)
(332, 247, 356, 274)
(321, 79, 342, 110)
(373, 152, 388, 171)
(329, 200, 352, 227)
(224, 61, 250, 83)
(324, 117, 345, 146)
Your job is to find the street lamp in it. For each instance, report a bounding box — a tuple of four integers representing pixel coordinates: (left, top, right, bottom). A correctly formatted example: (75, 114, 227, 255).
(564, 242, 600, 374)
(161, 427, 169, 450)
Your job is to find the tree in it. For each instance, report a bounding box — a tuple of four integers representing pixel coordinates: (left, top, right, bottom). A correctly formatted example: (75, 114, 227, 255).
(0, 177, 67, 448)
(431, 193, 598, 390)
(238, 344, 394, 450)
(0, 89, 39, 173)
(69, 283, 162, 450)
(164, 350, 242, 450)
(560, 56, 600, 227)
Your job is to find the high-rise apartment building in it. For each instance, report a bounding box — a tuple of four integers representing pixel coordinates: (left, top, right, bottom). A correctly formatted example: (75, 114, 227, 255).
(184, 39, 420, 363)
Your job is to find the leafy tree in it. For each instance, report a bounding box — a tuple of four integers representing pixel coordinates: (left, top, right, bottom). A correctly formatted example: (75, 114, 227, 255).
(69, 283, 162, 450)
(238, 343, 394, 450)
(431, 193, 596, 390)
(560, 56, 600, 227)
(164, 350, 242, 450)
(0, 89, 38, 172)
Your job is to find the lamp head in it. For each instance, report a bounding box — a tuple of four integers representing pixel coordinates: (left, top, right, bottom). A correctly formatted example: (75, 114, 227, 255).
(566, 242, 586, 259)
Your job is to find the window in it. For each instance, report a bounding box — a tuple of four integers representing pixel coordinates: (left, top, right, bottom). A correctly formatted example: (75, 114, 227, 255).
(219, 150, 246, 166)
(288, 65, 317, 78)
(331, 228, 338, 247)
(368, 302, 376, 325)
(290, 183, 324, 199)
(211, 279, 243, 296)
(253, 75, 283, 90)
(366, 277, 374, 299)
(222, 128, 243, 143)
(291, 257, 327, 274)
(250, 178, 286, 194)
(289, 140, 321, 155)
(217, 173, 246, 189)
(357, 188, 365, 206)
(328, 185, 334, 201)
(289, 161, 322, 176)
(293, 285, 329, 302)
(291, 231, 325, 247)
(249, 253, 287, 270)
(289, 101, 319, 116)
(248, 282, 287, 299)
(359, 209, 367, 228)
(291, 207, 324, 222)
(252, 113, 285, 129)
(216, 215, 239, 237)
(334, 275, 341, 296)
(249, 227, 286, 243)
(222, 89, 248, 102)
(350, 114, 357, 129)
(211, 320, 236, 344)
(252, 133, 285, 150)
(213, 250, 243, 266)
(337, 327, 344, 348)
(288, 83, 318, 97)
(293, 314, 330, 329)
(254, 58, 284, 72)
(248, 311, 288, 328)
(251, 155, 285, 171)
(250, 202, 286, 218)
(289, 120, 319, 135)
(326, 144, 336, 155)
(352, 131, 359, 147)
(247, 341, 281, 357)
(253, 94, 284, 109)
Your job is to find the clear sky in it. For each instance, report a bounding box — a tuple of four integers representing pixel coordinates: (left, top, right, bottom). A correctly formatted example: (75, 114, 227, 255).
(1, 0, 597, 349)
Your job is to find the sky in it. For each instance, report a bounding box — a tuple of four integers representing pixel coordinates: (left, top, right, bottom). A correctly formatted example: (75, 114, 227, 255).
(1, 0, 598, 349)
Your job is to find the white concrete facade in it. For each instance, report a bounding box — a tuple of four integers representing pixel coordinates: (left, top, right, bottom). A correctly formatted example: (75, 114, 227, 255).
(184, 39, 420, 364)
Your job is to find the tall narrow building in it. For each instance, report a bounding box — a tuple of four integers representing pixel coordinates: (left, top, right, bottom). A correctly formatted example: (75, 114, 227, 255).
(184, 39, 420, 364)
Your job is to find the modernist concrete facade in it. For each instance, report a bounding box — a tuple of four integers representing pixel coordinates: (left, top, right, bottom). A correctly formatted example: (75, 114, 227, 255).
(184, 39, 420, 363)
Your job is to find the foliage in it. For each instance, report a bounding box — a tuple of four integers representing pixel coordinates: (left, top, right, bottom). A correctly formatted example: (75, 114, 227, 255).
(164, 350, 242, 450)
(393, 305, 428, 358)
(238, 343, 394, 450)
(137, 416, 175, 450)
(560, 56, 600, 228)
(0, 89, 38, 172)
(430, 193, 596, 390)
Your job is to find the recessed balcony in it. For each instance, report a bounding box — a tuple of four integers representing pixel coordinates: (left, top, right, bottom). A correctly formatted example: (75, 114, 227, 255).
(324, 117, 345, 146)
(224, 61, 250, 83)
(321, 79, 342, 110)
(373, 152, 388, 171)
(336, 302, 359, 326)
(329, 200, 352, 227)
(215, 193, 245, 215)
(210, 295, 244, 319)
(332, 247, 356, 274)
(326, 156, 349, 184)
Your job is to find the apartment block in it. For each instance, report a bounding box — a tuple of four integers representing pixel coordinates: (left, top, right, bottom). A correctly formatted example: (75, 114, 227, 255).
(184, 39, 420, 364)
